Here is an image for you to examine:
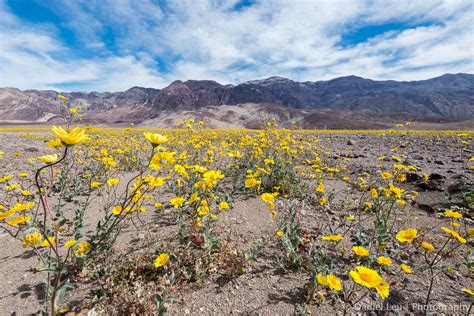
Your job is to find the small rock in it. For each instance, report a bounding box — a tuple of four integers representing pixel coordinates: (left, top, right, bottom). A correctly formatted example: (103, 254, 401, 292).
(347, 139, 356, 145)
(406, 172, 422, 183)
(429, 173, 446, 180)
(434, 160, 445, 165)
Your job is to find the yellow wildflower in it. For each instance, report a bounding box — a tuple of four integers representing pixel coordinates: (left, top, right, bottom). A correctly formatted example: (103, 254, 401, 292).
(75, 241, 92, 257)
(444, 210, 462, 219)
(64, 240, 77, 248)
(143, 132, 168, 147)
(421, 241, 435, 251)
(352, 245, 369, 257)
(23, 231, 42, 248)
(401, 264, 412, 274)
(154, 253, 170, 268)
(51, 126, 89, 146)
(377, 256, 392, 266)
(396, 228, 418, 243)
(42, 236, 55, 248)
(39, 154, 59, 164)
(322, 234, 343, 241)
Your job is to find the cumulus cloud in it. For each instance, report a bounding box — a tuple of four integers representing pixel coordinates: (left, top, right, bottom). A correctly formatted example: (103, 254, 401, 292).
(0, 0, 472, 91)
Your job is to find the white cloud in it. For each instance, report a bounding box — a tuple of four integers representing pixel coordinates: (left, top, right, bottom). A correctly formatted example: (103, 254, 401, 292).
(0, 1, 167, 91)
(0, 0, 472, 91)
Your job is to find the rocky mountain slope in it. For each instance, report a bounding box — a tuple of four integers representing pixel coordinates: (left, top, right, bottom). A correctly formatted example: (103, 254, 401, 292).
(0, 74, 472, 123)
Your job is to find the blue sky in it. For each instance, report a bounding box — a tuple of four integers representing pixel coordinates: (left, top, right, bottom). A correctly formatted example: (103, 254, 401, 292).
(0, 0, 472, 91)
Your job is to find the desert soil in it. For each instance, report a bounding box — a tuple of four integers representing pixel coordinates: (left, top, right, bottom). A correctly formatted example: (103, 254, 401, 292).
(0, 130, 473, 315)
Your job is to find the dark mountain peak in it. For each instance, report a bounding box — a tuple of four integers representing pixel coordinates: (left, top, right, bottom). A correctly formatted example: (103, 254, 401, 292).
(326, 75, 371, 83)
(437, 73, 472, 79)
(183, 80, 226, 91)
(246, 76, 293, 86)
(418, 73, 473, 87)
(126, 86, 149, 92)
(162, 80, 191, 94)
(168, 80, 185, 87)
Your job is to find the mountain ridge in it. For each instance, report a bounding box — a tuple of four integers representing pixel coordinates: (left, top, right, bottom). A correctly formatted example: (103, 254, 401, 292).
(0, 73, 472, 122)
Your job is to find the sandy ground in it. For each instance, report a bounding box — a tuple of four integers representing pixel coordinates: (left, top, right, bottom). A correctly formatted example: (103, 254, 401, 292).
(0, 130, 473, 315)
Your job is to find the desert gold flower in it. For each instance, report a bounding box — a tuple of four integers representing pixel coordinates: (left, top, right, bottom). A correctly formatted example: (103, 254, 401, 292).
(64, 240, 77, 248)
(317, 273, 328, 286)
(5, 184, 21, 190)
(23, 231, 42, 248)
(112, 205, 123, 215)
(443, 210, 462, 219)
(42, 236, 55, 248)
(0, 175, 13, 183)
(370, 188, 378, 198)
(353, 245, 369, 257)
(91, 181, 102, 188)
(154, 253, 169, 268)
(395, 174, 406, 182)
(441, 227, 466, 244)
(377, 256, 392, 266)
(316, 182, 325, 193)
(350, 266, 389, 299)
(326, 274, 342, 291)
(363, 201, 372, 211)
(318, 273, 342, 291)
(319, 197, 327, 205)
(261, 193, 275, 203)
(381, 172, 393, 179)
(51, 126, 89, 146)
(39, 154, 59, 164)
(106, 178, 119, 186)
(396, 228, 418, 243)
(219, 201, 229, 209)
(203, 170, 224, 186)
(46, 138, 63, 148)
(322, 234, 343, 241)
(423, 172, 429, 183)
(188, 193, 200, 204)
(143, 132, 168, 147)
(7, 215, 31, 226)
(401, 264, 412, 274)
(463, 288, 474, 296)
(276, 230, 284, 237)
(75, 241, 91, 257)
(375, 280, 390, 299)
(245, 177, 261, 188)
(421, 241, 435, 251)
(150, 151, 176, 170)
(170, 197, 185, 208)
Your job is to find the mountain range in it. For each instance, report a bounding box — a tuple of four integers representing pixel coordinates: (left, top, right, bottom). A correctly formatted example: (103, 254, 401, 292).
(0, 73, 472, 129)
